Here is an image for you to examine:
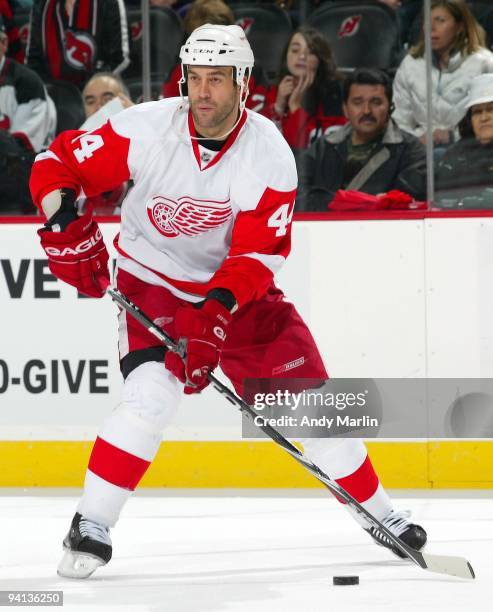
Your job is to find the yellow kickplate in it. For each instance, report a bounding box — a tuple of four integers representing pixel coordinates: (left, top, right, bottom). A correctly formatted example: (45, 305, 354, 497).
(0, 440, 492, 488)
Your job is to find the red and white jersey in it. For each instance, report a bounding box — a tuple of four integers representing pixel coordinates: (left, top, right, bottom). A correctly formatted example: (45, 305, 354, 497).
(30, 98, 297, 307)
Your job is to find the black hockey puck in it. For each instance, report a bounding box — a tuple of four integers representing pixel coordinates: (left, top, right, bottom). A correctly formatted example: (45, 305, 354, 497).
(333, 575, 359, 586)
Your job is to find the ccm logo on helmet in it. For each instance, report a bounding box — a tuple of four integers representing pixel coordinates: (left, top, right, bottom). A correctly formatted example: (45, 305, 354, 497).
(45, 229, 103, 257)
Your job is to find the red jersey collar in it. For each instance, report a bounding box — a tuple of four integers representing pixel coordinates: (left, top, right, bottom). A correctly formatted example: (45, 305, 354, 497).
(188, 109, 247, 171)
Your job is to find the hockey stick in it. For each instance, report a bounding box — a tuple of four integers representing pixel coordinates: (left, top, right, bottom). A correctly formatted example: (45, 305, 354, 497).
(107, 285, 475, 580)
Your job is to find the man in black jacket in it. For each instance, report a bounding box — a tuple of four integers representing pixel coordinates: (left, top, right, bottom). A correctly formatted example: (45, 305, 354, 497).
(297, 68, 426, 212)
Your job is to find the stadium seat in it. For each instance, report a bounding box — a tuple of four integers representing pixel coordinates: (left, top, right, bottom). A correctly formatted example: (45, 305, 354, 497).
(467, 2, 493, 47)
(467, 1, 493, 19)
(46, 81, 85, 134)
(126, 79, 164, 104)
(10, 10, 30, 61)
(306, 1, 402, 70)
(125, 7, 183, 81)
(232, 3, 292, 83)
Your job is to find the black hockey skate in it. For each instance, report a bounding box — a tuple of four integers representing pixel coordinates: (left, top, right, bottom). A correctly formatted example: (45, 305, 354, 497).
(366, 509, 427, 559)
(58, 512, 112, 578)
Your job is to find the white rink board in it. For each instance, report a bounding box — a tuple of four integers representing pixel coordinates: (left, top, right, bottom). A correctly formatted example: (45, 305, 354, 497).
(0, 217, 492, 440)
(425, 217, 493, 377)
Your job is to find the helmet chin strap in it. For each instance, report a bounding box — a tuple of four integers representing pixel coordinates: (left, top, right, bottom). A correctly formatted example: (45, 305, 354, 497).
(175, 67, 251, 142)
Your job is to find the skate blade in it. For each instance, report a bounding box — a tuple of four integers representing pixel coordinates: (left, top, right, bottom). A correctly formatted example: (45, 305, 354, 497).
(57, 549, 106, 579)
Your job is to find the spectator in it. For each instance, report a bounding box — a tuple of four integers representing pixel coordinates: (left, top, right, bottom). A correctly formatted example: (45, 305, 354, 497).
(0, 0, 24, 61)
(82, 71, 133, 119)
(393, 0, 493, 149)
(26, 0, 130, 88)
(161, 0, 269, 113)
(435, 73, 493, 208)
(261, 26, 346, 152)
(297, 68, 426, 212)
(0, 15, 56, 153)
(0, 15, 55, 212)
(78, 72, 133, 215)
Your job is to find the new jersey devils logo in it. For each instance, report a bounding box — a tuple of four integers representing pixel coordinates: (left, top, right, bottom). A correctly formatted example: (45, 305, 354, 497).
(147, 195, 233, 238)
(64, 30, 96, 71)
(19, 23, 30, 46)
(236, 18, 255, 36)
(338, 15, 362, 39)
(131, 20, 143, 42)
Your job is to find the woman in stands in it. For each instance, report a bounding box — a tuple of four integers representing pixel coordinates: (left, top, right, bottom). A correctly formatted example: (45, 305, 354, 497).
(393, 0, 493, 150)
(261, 26, 346, 151)
(161, 0, 269, 113)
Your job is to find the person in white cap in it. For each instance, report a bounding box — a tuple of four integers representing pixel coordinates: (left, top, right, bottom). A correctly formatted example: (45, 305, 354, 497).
(30, 24, 426, 579)
(436, 73, 493, 208)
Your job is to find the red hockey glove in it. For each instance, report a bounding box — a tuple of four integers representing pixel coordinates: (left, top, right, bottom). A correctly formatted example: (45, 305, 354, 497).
(38, 205, 110, 298)
(165, 299, 233, 394)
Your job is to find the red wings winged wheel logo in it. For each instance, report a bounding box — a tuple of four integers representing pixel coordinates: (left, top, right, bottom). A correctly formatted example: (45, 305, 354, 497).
(147, 195, 233, 238)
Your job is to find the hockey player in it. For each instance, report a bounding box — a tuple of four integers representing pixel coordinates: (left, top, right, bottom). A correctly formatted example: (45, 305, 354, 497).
(30, 24, 426, 579)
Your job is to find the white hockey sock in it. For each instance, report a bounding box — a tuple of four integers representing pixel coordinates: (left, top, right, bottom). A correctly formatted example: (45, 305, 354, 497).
(300, 438, 392, 527)
(77, 470, 132, 528)
(77, 361, 181, 528)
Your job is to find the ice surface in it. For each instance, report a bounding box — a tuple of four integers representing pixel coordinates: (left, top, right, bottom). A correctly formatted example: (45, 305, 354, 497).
(0, 491, 489, 611)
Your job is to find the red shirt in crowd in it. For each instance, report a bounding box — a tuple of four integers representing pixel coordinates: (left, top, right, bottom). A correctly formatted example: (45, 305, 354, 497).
(261, 83, 347, 149)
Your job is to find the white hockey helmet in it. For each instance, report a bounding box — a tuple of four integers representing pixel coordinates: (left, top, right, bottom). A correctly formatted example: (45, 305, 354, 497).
(179, 24, 254, 85)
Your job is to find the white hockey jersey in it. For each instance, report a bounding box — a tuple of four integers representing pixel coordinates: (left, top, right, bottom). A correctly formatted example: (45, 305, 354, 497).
(30, 98, 297, 306)
(0, 56, 57, 153)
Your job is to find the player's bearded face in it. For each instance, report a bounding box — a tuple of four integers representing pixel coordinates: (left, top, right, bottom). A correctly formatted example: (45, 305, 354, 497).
(187, 66, 240, 138)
